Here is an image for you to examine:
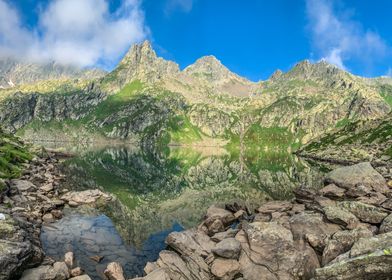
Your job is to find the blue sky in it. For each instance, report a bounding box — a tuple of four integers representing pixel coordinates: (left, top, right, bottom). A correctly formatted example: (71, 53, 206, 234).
(1, 0, 392, 81)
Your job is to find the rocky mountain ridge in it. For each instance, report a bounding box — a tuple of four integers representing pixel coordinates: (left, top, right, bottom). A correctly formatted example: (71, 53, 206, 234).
(0, 41, 391, 151)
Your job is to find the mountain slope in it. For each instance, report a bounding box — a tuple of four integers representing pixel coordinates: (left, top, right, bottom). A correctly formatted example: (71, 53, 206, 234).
(0, 41, 391, 152)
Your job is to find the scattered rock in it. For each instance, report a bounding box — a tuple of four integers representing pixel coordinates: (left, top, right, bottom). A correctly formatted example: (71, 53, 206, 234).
(70, 267, 83, 277)
(257, 200, 293, 214)
(64, 251, 74, 268)
(379, 213, 392, 233)
(325, 162, 389, 194)
(319, 184, 345, 199)
(104, 262, 125, 280)
(338, 201, 389, 224)
(42, 213, 55, 223)
(211, 258, 241, 280)
(89, 255, 104, 263)
(212, 238, 241, 259)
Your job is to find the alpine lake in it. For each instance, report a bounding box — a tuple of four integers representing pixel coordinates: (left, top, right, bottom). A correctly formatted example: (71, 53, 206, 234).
(38, 142, 329, 279)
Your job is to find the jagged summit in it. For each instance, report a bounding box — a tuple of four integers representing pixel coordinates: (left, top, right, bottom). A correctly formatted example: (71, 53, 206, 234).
(184, 55, 250, 84)
(107, 41, 179, 87)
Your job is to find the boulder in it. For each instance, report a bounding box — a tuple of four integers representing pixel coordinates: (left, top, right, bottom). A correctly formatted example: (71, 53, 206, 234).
(289, 212, 341, 252)
(322, 228, 373, 265)
(325, 162, 389, 194)
(257, 200, 292, 214)
(212, 238, 241, 259)
(211, 228, 239, 242)
(64, 251, 74, 268)
(166, 229, 215, 258)
(322, 205, 359, 229)
(319, 184, 345, 199)
(211, 258, 241, 280)
(69, 276, 92, 280)
(70, 267, 83, 277)
(350, 231, 392, 258)
(104, 262, 125, 280)
(315, 247, 392, 280)
(53, 262, 70, 280)
(337, 201, 389, 224)
(379, 213, 392, 233)
(237, 222, 319, 279)
(10, 180, 36, 192)
(155, 250, 210, 279)
(61, 189, 111, 206)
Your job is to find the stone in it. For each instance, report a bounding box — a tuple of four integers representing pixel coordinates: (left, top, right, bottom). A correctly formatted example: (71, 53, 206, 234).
(142, 268, 171, 280)
(144, 262, 159, 274)
(233, 209, 245, 219)
(64, 251, 74, 268)
(319, 184, 345, 198)
(212, 238, 241, 259)
(380, 213, 392, 233)
(51, 209, 63, 219)
(53, 262, 70, 280)
(40, 183, 54, 192)
(315, 247, 392, 279)
(211, 228, 239, 242)
(211, 258, 241, 280)
(61, 189, 111, 206)
(104, 262, 125, 280)
(350, 231, 392, 258)
(257, 200, 292, 214)
(166, 229, 216, 258)
(42, 213, 55, 223)
(70, 267, 83, 277)
(10, 180, 36, 192)
(338, 201, 389, 224)
(205, 206, 235, 227)
(322, 228, 373, 265)
(156, 250, 210, 279)
(323, 205, 359, 229)
(237, 222, 320, 279)
(293, 185, 316, 203)
(69, 276, 92, 280)
(381, 198, 392, 210)
(290, 212, 341, 252)
(325, 162, 389, 194)
(89, 255, 104, 263)
(20, 265, 57, 280)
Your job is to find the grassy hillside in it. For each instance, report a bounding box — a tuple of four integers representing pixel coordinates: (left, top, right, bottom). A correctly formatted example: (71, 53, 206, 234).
(0, 128, 32, 180)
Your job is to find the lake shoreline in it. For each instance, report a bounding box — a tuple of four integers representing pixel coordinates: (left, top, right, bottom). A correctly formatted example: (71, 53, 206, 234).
(1, 147, 392, 279)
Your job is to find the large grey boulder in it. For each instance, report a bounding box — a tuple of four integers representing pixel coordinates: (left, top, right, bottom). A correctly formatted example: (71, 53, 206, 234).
(212, 238, 241, 259)
(337, 201, 389, 224)
(237, 221, 320, 280)
(325, 162, 389, 194)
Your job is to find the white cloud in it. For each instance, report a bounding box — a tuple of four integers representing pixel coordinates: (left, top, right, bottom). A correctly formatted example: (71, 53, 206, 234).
(0, 0, 148, 68)
(165, 0, 194, 15)
(306, 0, 389, 71)
(387, 68, 392, 77)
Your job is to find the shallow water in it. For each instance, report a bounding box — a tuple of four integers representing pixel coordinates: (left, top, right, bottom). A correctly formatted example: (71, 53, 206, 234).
(39, 143, 326, 278)
(41, 208, 182, 279)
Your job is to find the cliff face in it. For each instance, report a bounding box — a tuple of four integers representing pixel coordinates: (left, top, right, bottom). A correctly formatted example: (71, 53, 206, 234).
(0, 41, 391, 149)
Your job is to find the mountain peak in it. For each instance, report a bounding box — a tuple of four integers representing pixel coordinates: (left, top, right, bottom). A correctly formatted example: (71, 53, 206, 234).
(107, 41, 179, 87)
(184, 55, 245, 83)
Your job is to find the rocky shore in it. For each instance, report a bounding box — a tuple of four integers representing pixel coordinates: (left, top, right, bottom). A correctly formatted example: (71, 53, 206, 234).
(1, 150, 392, 280)
(126, 162, 392, 280)
(0, 151, 112, 280)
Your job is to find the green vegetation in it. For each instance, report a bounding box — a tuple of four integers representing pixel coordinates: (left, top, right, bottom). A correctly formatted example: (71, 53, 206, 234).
(380, 84, 392, 107)
(166, 116, 204, 144)
(0, 129, 32, 179)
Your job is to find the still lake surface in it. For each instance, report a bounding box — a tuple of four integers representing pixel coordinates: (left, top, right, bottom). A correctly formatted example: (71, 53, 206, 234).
(40, 143, 327, 279)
